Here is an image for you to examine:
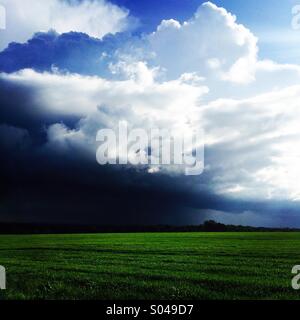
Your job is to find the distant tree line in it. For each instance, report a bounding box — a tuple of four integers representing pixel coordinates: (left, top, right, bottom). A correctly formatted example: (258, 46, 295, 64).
(0, 220, 298, 235)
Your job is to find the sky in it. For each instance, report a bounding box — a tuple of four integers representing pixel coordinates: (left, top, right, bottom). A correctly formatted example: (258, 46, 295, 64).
(1, 0, 300, 227)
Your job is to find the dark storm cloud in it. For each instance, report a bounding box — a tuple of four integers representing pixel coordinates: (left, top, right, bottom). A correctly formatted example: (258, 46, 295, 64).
(0, 85, 249, 226)
(0, 71, 299, 227)
(0, 74, 202, 225)
(0, 76, 81, 146)
(0, 126, 206, 225)
(0, 111, 297, 227)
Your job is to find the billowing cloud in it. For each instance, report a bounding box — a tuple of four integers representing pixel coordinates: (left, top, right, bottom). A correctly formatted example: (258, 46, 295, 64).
(201, 85, 300, 202)
(146, 2, 258, 84)
(2, 65, 300, 209)
(0, 64, 208, 180)
(0, 0, 132, 50)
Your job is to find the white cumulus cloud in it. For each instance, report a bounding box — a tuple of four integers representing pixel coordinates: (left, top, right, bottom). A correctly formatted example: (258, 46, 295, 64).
(147, 2, 258, 84)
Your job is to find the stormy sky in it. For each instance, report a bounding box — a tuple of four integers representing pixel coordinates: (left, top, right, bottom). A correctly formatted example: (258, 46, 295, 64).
(1, 0, 300, 227)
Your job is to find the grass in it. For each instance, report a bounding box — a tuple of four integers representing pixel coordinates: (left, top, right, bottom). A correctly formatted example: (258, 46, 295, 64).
(0, 232, 300, 300)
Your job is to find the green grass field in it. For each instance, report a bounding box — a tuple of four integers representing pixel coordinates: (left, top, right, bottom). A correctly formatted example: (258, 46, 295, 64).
(0, 232, 300, 300)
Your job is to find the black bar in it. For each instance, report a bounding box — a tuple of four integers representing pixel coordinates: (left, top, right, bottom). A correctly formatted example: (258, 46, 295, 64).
(0, 300, 298, 318)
